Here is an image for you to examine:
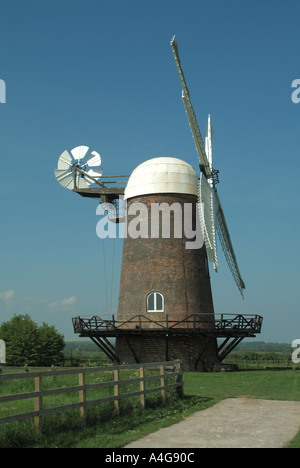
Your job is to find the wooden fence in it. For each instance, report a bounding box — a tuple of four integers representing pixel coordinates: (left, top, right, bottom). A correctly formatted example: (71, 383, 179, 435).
(222, 358, 299, 370)
(0, 361, 183, 432)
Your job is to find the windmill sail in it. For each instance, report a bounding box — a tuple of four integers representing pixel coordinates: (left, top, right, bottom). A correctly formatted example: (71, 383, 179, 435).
(214, 191, 245, 296)
(198, 174, 218, 270)
(170, 36, 211, 178)
(171, 35, 245, 297)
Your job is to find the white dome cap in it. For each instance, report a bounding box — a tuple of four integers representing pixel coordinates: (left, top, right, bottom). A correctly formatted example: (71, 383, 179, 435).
(124, 157, 198, 200)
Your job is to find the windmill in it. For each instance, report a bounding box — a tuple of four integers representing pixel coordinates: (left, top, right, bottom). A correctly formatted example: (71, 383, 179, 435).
(56, 37, 263, 371)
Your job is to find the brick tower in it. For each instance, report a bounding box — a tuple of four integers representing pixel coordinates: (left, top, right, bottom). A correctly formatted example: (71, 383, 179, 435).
(116, 157, 220, 371)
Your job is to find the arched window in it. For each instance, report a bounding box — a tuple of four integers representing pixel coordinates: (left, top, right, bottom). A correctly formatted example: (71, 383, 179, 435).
(147, 292, 164, 312)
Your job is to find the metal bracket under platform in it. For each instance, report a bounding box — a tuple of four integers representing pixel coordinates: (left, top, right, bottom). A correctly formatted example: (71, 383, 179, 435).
(72, 313, 263, 363)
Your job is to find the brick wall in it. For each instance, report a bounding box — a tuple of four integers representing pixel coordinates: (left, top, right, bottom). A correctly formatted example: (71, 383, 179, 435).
(115, 334, 219, 372)
(118, 193, 215, 320)
(116, 192, 220, 370)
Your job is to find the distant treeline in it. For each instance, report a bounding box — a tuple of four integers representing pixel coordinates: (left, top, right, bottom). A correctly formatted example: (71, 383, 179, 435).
(64, 341, 106, 356)
(233, 341, 293, 353)
(64, 340, 293, 357)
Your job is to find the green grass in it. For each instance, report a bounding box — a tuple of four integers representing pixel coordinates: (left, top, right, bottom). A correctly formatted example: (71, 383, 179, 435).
(184, 369, 300, 402)
(0, 369, 300, 448)
(0, 393, 202, 448)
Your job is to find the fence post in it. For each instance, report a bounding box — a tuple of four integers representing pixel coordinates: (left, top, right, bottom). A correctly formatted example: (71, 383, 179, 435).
(114, 368, 120, 415)
(160, 364, 166, 404)
(34, 375, 42, 432)
(174, 361, 183, 397)
(79, 371, 87, 424)
(140, 366, 145, 409)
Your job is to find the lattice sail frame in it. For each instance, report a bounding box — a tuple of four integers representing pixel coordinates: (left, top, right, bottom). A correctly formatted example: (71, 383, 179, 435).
(171, 36, 245, 297)
(214, 192, 246, 297)
(198, 174, 218, 271)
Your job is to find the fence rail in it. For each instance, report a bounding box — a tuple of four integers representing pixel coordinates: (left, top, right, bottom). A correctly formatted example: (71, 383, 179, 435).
(223, 358, 300, 370)
(0, 361, 183, 432)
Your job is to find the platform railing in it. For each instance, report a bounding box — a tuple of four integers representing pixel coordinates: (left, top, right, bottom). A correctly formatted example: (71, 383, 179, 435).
(72, 313, 263, 336)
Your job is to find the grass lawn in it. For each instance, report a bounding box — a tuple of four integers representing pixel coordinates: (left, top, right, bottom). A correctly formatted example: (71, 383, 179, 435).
(184, 369, 300, 402)
(0, 369, 299, 448)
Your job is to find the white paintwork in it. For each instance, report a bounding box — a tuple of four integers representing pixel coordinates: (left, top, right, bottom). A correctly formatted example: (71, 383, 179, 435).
(87, 151, 101, 167)
(124, 157, 198, 200)
(198, 174, 218, 271)
(0, 339, 6, 364)
(57, 150, 72, 170)
(54, 147, 103, 190)
(71, 145, 89, 161)
(205, 114, 213, 176)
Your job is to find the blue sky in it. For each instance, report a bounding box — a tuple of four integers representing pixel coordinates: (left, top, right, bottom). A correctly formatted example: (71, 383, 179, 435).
(0, 0, 299, 343)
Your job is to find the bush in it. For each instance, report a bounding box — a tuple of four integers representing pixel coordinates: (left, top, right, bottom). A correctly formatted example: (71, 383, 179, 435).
(0, 314, 64, 366)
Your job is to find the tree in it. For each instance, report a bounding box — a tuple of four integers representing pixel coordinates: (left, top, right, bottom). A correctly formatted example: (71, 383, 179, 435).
(38, 323, 65, 366)
(0, 314, 65, 366)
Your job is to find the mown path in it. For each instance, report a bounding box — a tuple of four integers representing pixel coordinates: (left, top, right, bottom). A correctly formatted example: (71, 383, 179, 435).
(125, 398, 300, 448)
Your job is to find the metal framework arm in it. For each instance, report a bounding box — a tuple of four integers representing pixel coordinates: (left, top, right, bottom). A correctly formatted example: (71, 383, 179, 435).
(171, 35, 245, 297)
(170, 36, 211, 178)
(214, 190, 246, 297)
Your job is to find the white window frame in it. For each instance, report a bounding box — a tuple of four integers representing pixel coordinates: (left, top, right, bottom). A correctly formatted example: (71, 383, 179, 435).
(147, 292, 164, 312)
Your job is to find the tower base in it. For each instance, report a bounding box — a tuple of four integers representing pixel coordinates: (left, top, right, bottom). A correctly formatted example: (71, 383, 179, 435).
(115, 334, 220, 372)
(72, 313, 263, 371)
